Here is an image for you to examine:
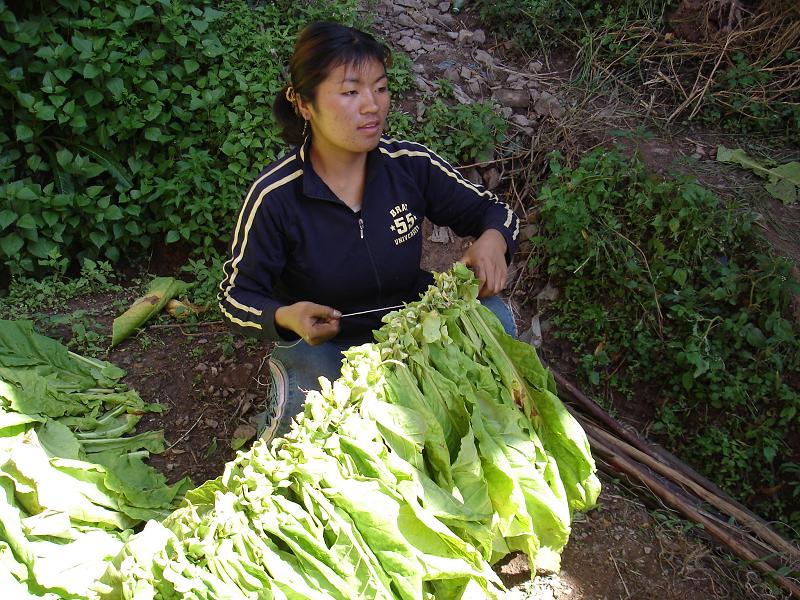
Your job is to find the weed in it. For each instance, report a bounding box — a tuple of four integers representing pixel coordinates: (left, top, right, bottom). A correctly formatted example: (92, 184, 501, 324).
(535, 148, 800, 530)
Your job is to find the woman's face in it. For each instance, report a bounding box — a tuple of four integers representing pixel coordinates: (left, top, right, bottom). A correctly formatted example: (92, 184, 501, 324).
(298, 58, 390, 158)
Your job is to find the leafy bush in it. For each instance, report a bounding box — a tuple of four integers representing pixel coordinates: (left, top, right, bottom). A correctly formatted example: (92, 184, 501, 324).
(388, 99, 506, 164)
(473, 0, 668, 51)
(533, 149, 800, 529)
(0, 0, 359, 275)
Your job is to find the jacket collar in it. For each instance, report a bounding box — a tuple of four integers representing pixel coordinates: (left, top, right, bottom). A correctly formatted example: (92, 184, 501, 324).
(299, 136, 387, 203)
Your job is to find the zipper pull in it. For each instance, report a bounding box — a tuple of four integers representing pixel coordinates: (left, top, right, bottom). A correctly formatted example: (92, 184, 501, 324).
(358, 217, 364, 239)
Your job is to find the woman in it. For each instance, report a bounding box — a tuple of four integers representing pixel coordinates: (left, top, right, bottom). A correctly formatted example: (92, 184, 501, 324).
(219, 22, 520, 441)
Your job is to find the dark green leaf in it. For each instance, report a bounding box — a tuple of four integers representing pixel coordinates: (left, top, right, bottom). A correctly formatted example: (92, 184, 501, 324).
(15, 123, 33, 142)
(84, 89, 103, 106)
(0, 232, 24, 256)
(165, 230, 180, 243)
(89, 230, 108, 248)
(0, 210, 17, 229)
(15, 214, 37, 229)
(133, 5, 155, 22)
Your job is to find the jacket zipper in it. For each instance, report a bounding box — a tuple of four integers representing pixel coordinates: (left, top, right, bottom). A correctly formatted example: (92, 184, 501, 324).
(357, 211, 383, 300)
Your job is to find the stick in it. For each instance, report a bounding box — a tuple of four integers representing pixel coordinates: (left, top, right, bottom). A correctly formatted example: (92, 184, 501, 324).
(584, 420, 800, 563)
(548, 366, 761, 515)
(165, 412, 205, 452)
(587, 431, 800, 599)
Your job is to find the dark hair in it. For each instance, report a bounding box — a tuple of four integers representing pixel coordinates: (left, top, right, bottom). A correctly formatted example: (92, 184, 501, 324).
(273, 22, 392, 146)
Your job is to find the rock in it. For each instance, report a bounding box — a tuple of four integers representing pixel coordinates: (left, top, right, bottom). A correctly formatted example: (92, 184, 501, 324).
(472, 29, 486, 44)
(463, 167, 482, 185)
(435, 12, 454, 26)
(468, 80, 481, 96)
(421, 23, 438, 34)
(457, 29, 472, 44)
(409, 10, 428, 24)
(535, 282, 559, 302)
(446, 31, 458, 40)
(195, 362, 208, 372)
(528, 59, 544, 73)
(510, 114, 531, 127)
(460, 66, 473, 79)
(425, 0, 439, 5)
(232, 423, 257, 442)
(411, 63, 426, 74)
(452, 84, 473, 105)
(443, 66, 460, 82)
(474, 49, 493, 67)
(428, 225, 454, 243)
(492, 88, 530, 108)
(395, 0, 423, 8)
(414, 75, 433, 94)
(500, 106, 513, 118)
(483, 167, 501, 190)
(438, 1, 451, 11)
(400, 37, 422, 52)
(519, 223, 539, 239)
(422, 42, 436, 52)
(533, 90, 565, 118)
(397, 13, 416, 28)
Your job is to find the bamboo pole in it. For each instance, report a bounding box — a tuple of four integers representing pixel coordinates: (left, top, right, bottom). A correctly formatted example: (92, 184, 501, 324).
(586, 429, 800, 599)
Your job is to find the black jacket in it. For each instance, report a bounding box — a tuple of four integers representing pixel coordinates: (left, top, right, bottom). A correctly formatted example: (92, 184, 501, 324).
(219, 137, 520, 344)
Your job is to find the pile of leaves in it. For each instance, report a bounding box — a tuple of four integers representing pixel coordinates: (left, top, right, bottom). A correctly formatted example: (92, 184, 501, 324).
(97, 264, 600, 599)
(0, 320, 190, 598)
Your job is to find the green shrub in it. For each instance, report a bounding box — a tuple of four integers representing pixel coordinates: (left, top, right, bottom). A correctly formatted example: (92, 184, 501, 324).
(388, 99, 506, 164)
(533, 148, 800, 530)
(0, 0, 359, 275)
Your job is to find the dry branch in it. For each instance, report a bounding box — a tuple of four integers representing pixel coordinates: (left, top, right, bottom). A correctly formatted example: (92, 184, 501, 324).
(545, 366, 800, 597)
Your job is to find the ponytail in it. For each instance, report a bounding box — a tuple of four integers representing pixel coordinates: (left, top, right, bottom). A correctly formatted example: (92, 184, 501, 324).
(273, 85, 306, 146)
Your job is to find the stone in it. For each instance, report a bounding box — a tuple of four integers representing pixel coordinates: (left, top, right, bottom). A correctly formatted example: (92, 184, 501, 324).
(460, 66, 473, 79)
(528, 59, 544, 73)
(397, 13, 416, 28)
(438, 1, 451, 11)
(446, 31, 458, 40)
(428, 225, 454, 243)
(510, 114, 531, 127)
(452, 84, 473, 105)
(401, 37, 422, 52)
(534, 90, 565, 118)
(463, 167, 482, 185)
(411, 63, 426, 74)
(472, 29, 486, 44)
(483, 167, 501, 190)
(414, 75, 433, 94)
(457, 29, 472, 44)
(474, 49, 493, 67)
(492, 88, 530, 108)
(468, 80, 481, 96)
(501, 106, 513, 118)
(409, 10, 428, 24)
(421, 23, 438, 34)
(443, 66, 460, 82)
(395, 0, 423, 8)
(422, 42, 436, 52)
(435, 12, 455, 26)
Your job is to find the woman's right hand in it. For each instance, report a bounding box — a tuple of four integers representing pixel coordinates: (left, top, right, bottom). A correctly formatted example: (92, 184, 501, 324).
(274, 301, 341, 345)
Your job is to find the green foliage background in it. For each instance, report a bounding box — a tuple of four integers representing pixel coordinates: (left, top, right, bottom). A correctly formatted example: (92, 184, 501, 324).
(533, 149, 800, 530)
(0, 0, 506, 279)
(1, 0, 351, 273)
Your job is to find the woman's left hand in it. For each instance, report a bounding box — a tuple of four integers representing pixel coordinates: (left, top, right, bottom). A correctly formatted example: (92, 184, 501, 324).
(458, 229, 508, 298)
